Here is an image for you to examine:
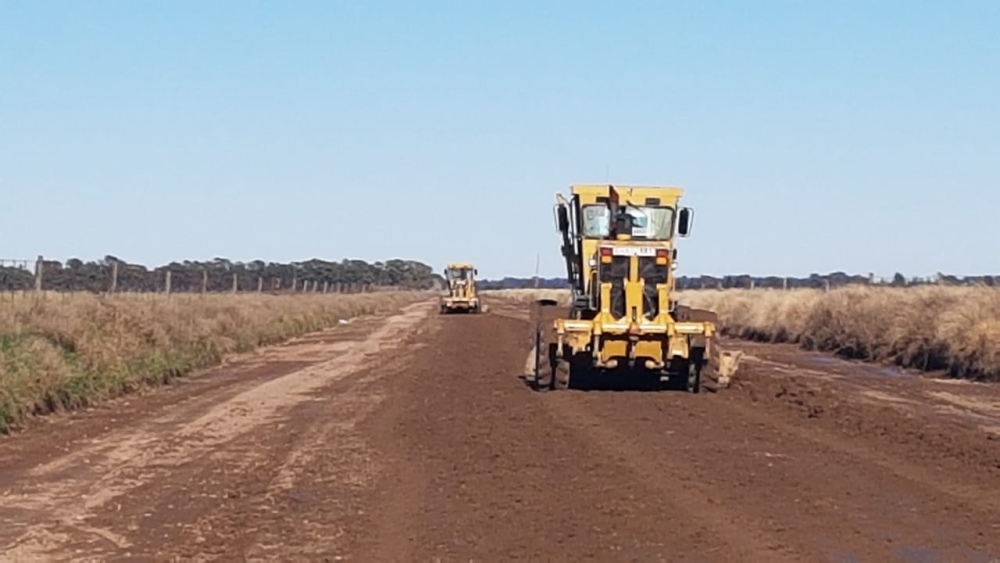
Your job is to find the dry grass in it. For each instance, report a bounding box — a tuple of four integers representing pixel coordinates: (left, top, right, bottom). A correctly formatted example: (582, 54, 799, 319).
(0, 292, 424, 432)
(680, 286, 1000, 381)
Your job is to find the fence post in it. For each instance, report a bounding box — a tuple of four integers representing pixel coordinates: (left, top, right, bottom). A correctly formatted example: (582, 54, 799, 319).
(165, 270, 172, 296)
(257, 276, 263, 293)
(34, 255, 44, 292)
(109, 261, 119, 294)
(232, 273, 238, 294)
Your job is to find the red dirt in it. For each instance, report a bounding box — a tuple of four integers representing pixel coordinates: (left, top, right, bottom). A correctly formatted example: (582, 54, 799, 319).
(1, 299, 999, 561)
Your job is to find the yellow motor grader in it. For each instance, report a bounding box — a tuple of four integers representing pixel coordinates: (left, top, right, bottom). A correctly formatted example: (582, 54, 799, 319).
(528, 184, 717, 391)
(439, 262, 483, 314)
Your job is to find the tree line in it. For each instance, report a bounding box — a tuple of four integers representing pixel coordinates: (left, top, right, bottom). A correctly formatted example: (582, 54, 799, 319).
(0, 256, 443, 293)
(480, 271, 1000, 290)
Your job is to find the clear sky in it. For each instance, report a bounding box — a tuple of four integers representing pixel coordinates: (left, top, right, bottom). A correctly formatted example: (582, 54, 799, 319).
(1, 1, 997, 280)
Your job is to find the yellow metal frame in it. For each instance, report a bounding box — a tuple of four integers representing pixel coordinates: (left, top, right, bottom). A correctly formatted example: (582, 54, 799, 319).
(552, 184, 714, 370)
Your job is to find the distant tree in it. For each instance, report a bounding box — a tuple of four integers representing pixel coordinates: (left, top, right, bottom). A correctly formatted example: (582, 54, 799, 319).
(0, 256, 442, 293)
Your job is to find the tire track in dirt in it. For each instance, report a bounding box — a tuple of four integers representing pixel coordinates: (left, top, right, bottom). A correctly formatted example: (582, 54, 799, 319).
(0, 301, 434, 561)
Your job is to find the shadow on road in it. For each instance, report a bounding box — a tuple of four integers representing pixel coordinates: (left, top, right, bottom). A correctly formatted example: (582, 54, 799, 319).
(518, 365, 715, 393)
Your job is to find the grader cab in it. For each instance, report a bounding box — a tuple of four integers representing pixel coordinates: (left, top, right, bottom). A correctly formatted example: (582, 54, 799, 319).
(439, 262, 483, 314)
(528, 184, 717, 391)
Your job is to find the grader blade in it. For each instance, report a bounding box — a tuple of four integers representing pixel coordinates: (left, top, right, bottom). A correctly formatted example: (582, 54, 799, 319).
(716, 350, 744, 388)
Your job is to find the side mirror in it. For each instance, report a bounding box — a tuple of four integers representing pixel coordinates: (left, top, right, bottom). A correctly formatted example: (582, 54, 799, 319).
(678, 207, 694, 237)
(555, 204, 570, 233)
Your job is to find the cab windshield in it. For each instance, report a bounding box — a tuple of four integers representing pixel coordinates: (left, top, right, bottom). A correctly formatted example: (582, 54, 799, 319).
(447, 268, 471, 281)
(580, 204, 674, 240)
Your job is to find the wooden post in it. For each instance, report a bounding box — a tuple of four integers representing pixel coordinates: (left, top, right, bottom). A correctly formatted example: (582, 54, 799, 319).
(34, 255, 43, 292)
(232, 273, 238, 294)
(782, 277, 788, 290)
(165, 270, 172, 295)
(202, 269, 208, 294)
(109, 261, 119, 294)
(323, 281, 329, 294)
(257, 276, 263, 293)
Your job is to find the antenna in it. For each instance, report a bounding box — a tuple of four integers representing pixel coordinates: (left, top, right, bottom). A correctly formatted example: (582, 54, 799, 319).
(534, 252, 540, 288)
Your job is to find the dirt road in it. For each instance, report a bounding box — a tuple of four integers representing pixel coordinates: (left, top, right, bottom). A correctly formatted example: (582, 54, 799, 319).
(2, 299, 999, 561)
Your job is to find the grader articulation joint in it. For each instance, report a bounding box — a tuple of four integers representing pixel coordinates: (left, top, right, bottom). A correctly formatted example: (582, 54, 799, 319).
(528, 184, 718, 392)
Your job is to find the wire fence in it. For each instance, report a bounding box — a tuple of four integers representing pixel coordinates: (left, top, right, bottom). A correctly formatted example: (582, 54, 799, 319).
(0, 256, 407, 306)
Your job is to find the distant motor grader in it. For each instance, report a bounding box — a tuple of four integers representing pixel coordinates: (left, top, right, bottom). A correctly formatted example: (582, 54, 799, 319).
(439, 262, 484, 314)
(528, 184, 718, 391)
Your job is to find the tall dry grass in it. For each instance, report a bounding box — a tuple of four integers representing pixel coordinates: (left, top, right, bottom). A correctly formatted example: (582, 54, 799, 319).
(0, 292, 423, 432)
(680, 286, 1000, 381)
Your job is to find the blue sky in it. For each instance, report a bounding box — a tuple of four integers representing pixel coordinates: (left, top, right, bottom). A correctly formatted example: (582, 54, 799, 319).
(1, 1, 997, 280)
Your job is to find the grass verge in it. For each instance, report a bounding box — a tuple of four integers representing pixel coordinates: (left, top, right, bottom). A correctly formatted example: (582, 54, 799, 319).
(0, 292, 424, 432)
(680, 286, 1000, 381)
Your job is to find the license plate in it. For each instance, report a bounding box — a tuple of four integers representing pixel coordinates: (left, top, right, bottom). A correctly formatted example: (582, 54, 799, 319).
(610, 246, 657, 257)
